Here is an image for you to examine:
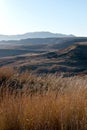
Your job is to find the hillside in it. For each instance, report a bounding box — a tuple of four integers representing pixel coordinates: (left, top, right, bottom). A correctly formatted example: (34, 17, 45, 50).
(1, 37, 87, 58)
(57, 44, 87, 75)
(0, 42, 87, 76)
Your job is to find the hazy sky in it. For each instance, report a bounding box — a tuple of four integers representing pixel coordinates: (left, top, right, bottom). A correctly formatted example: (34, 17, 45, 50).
(0, 0, 87, 36)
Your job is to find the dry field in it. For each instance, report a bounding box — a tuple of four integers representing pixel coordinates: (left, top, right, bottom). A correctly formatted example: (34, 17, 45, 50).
(0, 68, 86, 130)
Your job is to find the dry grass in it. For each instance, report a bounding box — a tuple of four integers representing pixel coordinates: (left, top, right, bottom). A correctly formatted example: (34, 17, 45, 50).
(0, 68, 86, 130)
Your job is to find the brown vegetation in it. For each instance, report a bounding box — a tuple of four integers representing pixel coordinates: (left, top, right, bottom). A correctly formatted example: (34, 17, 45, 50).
(0, 68, 86, 130)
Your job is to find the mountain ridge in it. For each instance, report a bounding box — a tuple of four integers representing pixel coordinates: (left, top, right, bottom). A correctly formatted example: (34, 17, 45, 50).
(0, 31, 75, 41)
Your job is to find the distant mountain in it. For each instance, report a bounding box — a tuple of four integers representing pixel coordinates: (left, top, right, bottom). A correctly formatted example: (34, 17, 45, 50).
(0, 32, 75, 41)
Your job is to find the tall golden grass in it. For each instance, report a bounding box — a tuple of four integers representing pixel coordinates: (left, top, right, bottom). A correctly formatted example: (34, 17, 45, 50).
(0, 68, 86, 130)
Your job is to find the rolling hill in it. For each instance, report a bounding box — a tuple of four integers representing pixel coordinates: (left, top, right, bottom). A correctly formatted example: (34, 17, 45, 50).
(0, 41, 87, 76)
(0, 37, 87, 58)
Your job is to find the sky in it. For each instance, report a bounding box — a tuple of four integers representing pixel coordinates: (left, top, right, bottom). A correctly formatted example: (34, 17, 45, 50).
(0, 0, 87, 36)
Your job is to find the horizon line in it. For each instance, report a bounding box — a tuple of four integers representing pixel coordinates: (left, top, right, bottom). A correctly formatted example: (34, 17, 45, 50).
(0, 31, 75, 36)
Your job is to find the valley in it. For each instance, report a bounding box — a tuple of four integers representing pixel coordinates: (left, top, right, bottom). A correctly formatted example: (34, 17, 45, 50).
(0, 37, 87, 76)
